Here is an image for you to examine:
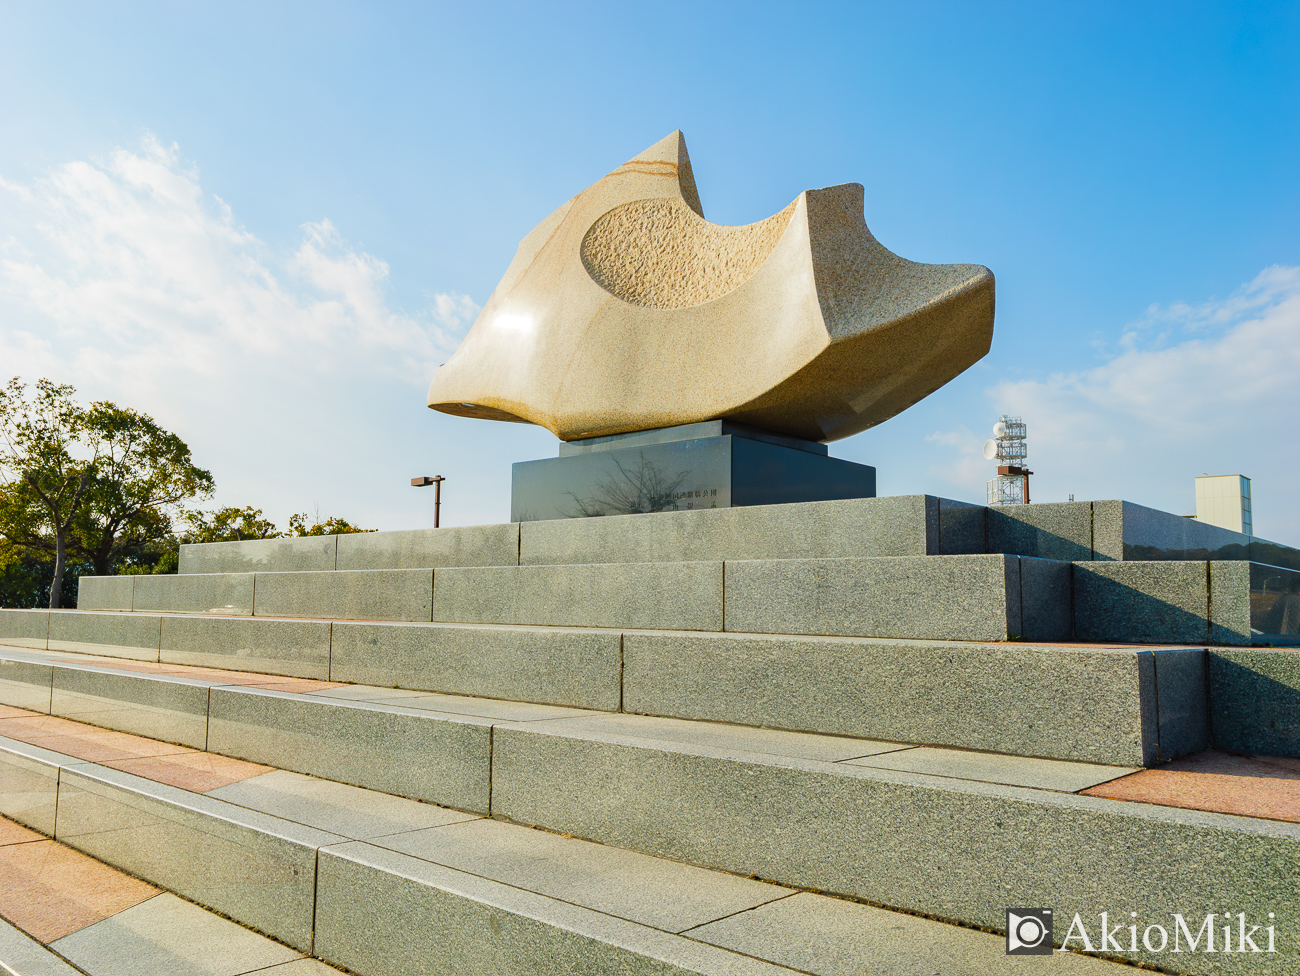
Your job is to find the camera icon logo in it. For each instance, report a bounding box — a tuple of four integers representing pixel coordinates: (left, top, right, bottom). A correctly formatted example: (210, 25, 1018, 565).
(1006, 908, 1053, 955)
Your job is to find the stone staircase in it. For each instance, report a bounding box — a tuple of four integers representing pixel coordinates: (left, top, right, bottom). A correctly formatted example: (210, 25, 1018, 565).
(0, 494, 1297, 975)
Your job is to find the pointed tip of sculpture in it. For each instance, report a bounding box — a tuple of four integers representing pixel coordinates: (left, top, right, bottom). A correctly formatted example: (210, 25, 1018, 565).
(618, 129, 702, 217)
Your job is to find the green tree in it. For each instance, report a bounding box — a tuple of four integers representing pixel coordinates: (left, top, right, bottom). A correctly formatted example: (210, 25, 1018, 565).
(287, 511, 372, 536)
(0, 378, 214, 607)
(181, 506, 281, 543)
(0, 379, 94, 608)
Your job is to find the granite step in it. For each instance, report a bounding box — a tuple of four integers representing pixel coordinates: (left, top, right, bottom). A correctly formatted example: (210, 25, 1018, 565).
(0, 814, 343, 976)
(77, 549, 1300, 646)
(175, 495, 982, 575)
(172, 496, 1300, 575)
(0, 714, 1139, 976)
(0, 632, 1210, 766)
(76, 553, 1075, 643)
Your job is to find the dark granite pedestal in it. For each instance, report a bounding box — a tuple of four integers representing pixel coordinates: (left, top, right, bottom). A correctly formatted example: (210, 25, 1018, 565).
(511, 421, 876, 522)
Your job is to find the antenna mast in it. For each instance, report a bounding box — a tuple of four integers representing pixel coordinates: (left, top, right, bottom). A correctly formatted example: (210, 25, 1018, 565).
(984, 416, 1032, 505)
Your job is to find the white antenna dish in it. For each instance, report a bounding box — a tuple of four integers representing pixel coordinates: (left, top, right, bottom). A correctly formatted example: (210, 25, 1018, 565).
(992, 421, 1007, 438)
(982, 439, 998, 461)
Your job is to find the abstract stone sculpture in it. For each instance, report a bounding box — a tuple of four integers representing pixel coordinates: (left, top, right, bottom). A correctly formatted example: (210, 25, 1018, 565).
(428, 131, 994, 443)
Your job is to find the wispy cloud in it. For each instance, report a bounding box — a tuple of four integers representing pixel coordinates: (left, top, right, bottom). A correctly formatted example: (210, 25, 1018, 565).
(925, 266, 1300, 537)
(0, 135, 480, 525)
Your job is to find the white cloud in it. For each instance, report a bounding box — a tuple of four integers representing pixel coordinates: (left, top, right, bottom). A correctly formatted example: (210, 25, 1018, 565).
(926, 266, 1300, 539)
(0, 135, 485, 528)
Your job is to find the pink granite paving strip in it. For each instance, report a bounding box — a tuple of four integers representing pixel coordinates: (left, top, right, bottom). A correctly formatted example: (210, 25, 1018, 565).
(0, 829, 159, 942)
(102, 752, 275, 793)
(0, 715, 192, 763)
(0, 818, 45, 847)
(1082, 750, 1300, 824)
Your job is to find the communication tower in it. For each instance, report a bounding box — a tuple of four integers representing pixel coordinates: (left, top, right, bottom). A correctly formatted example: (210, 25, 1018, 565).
(984, 416, 1032, 505)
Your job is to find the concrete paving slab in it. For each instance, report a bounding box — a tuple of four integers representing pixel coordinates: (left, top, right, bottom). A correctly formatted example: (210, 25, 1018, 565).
(207, 769, 480, 839)
(49, 892, 300, 976)
(315, 841, 799, 976)
(372, 817, 793, 933)
(529, 712, 907, 763)
(0, 918, 84, 976)
(843, 747, 1136, 792)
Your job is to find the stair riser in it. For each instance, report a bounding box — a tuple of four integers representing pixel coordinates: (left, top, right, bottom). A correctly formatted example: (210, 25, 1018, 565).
(79, 554, 1068, 642)
(624, 635, 1208, 766)
(490, 729, 1300, 976)
(0, 641, 1207, 766)
(316, 844, 794, 976)
(0, 741, 337, 954)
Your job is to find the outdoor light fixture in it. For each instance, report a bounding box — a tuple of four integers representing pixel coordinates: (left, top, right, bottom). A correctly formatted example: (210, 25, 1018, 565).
(411, 475, 446, 527)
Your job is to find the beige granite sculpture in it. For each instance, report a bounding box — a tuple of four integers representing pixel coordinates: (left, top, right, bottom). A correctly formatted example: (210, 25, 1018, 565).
(428, 131, 994, 443)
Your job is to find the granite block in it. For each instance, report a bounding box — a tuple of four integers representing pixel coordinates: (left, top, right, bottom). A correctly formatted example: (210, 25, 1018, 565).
(0, 656, 53, 712)
(50, 667, 210, 749)
(336, 523, 520, 570)
(0, 739, 67, 833)
(1208, 649, 1300, 757)
(371, 817, 791, 933)
(1208, 560, 1252, 645)
(843, 746, 1133, 792)
(936, 498, 985, 555)
(206, 687, 492, 810)
(159, 615, 330, 679)
(0, 609, 49, 650)
(178, 535, 336, 575)
(723, 555, 1028, 642)
(622, 633, 1172, 766)
(253, 569, 433, 622)
(75, 575, 134, 611)
(327, 691, 592, 724)
(1151, 649, 1210, 760)
(131, 573, 255, 616)
(54, 765, 340, 953)
(1122, 500, 1252, 562)
(1090, 500, 1125, 561)
(314, 842, 795, 976)
(1251, 537, 1300, 572)
(0, 918, 85, 976)
(434, 563, 723, 631)
(987, 501, 1094, 562)
(47, 611, 161, 661)
(1245, 561, 1300, 642)
(689, 891, 1133, 975)
(490, 725, 1300, 976)
(50, 892, 301, 976)
(1073, 560, 1211, 644)
(328, 621, 620, 709)
(1018, 556, 1072, 641)
(518, 495, 936, 566)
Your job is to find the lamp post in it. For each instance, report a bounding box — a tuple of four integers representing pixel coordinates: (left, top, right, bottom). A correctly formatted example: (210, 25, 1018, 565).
(411, 476, 446, 527)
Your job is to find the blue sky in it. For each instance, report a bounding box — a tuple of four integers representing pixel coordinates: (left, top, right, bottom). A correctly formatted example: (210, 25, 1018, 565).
(2, 2, 1298, 537)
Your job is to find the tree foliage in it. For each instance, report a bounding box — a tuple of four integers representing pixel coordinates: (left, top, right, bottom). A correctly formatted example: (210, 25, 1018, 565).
(0, 378, 214, 606)
(0, 377, 372, 608)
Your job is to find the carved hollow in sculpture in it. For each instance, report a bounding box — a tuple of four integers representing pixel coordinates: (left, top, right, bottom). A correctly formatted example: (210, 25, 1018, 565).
(428, 130, 994, 443)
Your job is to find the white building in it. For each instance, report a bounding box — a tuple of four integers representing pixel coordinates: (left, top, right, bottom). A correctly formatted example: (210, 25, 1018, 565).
(1195, 474, 1252, 536)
